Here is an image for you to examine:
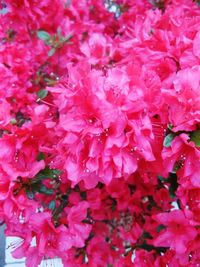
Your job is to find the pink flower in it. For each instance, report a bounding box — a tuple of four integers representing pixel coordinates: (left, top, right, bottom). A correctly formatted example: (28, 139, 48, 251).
(67, 201, 92, 247)
(153, 210, 197, 254)
(0, 99, 11, 127)
(80, 33, 110, 65)
(193, 31, 200, 60)
(28, 212, 74, 262)
(1, 0, 200, 265)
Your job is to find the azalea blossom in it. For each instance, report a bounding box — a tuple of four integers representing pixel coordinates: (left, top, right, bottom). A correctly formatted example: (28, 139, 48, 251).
(0, 0, 200, 266)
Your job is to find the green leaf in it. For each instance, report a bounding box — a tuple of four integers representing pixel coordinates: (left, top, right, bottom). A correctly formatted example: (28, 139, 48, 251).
(38, 185, 54, 195)
(36, 152, 45, 161)
(34, 167, 60, 180)
(169, 186, 176, 198)
(158, 175, 165, 182)
(163, 133, 175, 148)
(142, 231, 153, 239)
(51, 169, 61, 175)
(107, 265, 114, 267)
(37, 30, 51, 41)
(156, 224, 166, 233)
(137, 242, 168, 253)
(48, 200, 56, 211)
(190, 130, 200, 147)
(168, 172, 178, 198)
(48, 47, 56, 57)
(37, 89, 48, 100)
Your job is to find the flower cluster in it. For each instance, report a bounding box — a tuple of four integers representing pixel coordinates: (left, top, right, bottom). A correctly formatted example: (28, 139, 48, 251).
(0, 0, 200, 266)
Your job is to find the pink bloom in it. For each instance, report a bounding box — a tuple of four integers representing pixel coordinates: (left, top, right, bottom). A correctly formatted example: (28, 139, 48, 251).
(153, 210, 197, 254)
(193, 31, 200, 60)
(67, 201, 92, 247)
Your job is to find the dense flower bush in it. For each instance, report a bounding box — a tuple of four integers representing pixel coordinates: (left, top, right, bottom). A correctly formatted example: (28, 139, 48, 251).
(0, 0, 200, 266)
